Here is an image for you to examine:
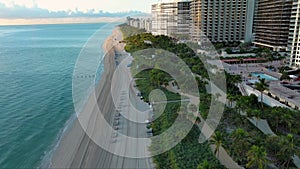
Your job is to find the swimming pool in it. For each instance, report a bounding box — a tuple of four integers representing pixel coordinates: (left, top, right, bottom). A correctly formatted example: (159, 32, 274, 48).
(251, 72, 278, 81)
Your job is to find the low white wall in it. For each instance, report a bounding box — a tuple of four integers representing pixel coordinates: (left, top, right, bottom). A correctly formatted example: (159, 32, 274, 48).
(221, 51, 256, 58)
(242, 83, 289, 108)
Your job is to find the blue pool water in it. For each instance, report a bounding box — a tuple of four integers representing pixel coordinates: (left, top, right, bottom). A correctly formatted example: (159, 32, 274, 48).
(0, 23, 116, 168)
(251, 72, 278, 81)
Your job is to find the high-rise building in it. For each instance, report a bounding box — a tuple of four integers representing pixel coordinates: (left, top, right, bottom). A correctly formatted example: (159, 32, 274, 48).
(190, 0, 255, 43)
(140, 18, 152, 32)
(151, 1, 178, 36)
(190, 0, 203, 42)
(126, 17, 152, 33)
(253, 0, 293, 52)
(288, 1, 300, 67)
(177, 1, 192, 39)
(151, 0, 191, 40)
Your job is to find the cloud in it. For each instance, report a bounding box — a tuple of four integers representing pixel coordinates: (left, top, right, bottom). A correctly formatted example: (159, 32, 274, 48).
(0, 2, 147, 19)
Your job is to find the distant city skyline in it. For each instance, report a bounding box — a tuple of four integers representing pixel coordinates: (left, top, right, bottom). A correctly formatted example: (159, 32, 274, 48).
(0, 0, 158, 14)
(0, 0, 157, 25)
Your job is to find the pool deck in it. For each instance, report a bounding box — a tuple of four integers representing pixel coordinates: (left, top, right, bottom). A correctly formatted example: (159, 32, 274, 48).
(207, 59, 300, 109)
(228, 64, 282, 79)
(251, 72, 279, 81)
(268, 81, 300, 109)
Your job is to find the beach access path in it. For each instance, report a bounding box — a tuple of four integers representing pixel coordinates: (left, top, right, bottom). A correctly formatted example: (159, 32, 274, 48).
(50, 27, 154, 169)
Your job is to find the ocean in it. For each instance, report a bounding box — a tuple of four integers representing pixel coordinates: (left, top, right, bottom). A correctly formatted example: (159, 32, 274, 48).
(0, 23, 117, 168)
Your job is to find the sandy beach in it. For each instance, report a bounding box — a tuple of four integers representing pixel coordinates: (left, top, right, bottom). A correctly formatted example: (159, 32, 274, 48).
(50, 27, 154, 168)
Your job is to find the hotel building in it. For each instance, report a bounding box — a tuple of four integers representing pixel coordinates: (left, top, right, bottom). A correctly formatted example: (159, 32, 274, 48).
(289, 1, 300, 67)
(253, 0, 293, 51)
(190, 0, 255, 43)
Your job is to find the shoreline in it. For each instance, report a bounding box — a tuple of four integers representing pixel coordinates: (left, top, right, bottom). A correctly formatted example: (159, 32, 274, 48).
(49, 27, 121, 168)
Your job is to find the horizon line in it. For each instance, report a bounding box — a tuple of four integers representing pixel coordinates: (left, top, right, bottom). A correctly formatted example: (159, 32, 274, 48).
(0, 17, 129, 26)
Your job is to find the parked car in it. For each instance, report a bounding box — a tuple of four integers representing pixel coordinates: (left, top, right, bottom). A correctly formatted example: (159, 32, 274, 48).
(147, 128, 153, 133)
(114, 120, 119, 126)
(147, 132, 153, 137)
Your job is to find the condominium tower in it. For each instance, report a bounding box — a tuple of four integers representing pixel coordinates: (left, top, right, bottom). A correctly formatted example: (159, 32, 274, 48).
(151, 0, 191, 39)
(190, 0, 255, 43)
(126, 17, 152, 32)
(289, 1, 300, 67)
(253, 0, 293, 51)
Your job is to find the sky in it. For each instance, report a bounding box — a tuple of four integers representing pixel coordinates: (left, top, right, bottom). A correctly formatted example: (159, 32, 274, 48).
(0, 0, 158, 25)
(0, 0, 157, 15)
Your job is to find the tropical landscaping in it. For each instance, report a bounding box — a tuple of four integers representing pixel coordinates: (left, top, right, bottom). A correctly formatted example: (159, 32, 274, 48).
(218, 77, 300, 168)
(119, 23, 146, 38)
(217, 41, 287, 64)
(120, 24, 300, 169)
(121, 25, 224, 168)
(134, 69, 224, 169)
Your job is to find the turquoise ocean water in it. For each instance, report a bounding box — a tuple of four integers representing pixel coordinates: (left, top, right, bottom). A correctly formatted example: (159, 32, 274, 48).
(0, 23, 116, 168)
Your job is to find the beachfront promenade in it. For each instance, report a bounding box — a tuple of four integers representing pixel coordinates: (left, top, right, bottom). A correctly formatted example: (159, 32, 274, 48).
(50, 28, 154, 168)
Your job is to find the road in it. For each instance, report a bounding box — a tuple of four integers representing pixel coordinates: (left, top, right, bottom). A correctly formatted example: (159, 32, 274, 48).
(74, 44, 154, 168)
(50, 28, 154, 169)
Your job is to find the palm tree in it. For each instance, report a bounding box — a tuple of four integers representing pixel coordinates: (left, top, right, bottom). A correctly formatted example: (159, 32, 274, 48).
(280, 113, 293, 132)
(239, 58, 243, 64)
(248, 73, 252, 80)
(270, 108, 282, 132)
(236, 95, 248, 113)
(280, 71, 292, 81)
(255, 78, 268, 109)
(277, 134, 300, 168)
(246, 145, 268, 169)
(265, 136, 280, 156)
(209, 131, 224, 158)
(231, 128, 248, 142)
(197, 160, 213, 169)
(227, 94, 235, 108)
(248, 109, 262, 127)
(231, 128, 250, 163)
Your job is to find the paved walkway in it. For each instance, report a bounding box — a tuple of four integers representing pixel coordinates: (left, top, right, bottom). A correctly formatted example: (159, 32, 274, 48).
(293, 156, 300, 168)
(248, 118, 275, 136)
(168, 82, 243, 169)
(210, 145, 244, 169)
(241, 82, 289, 108)
(238, 83, 300, 168)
